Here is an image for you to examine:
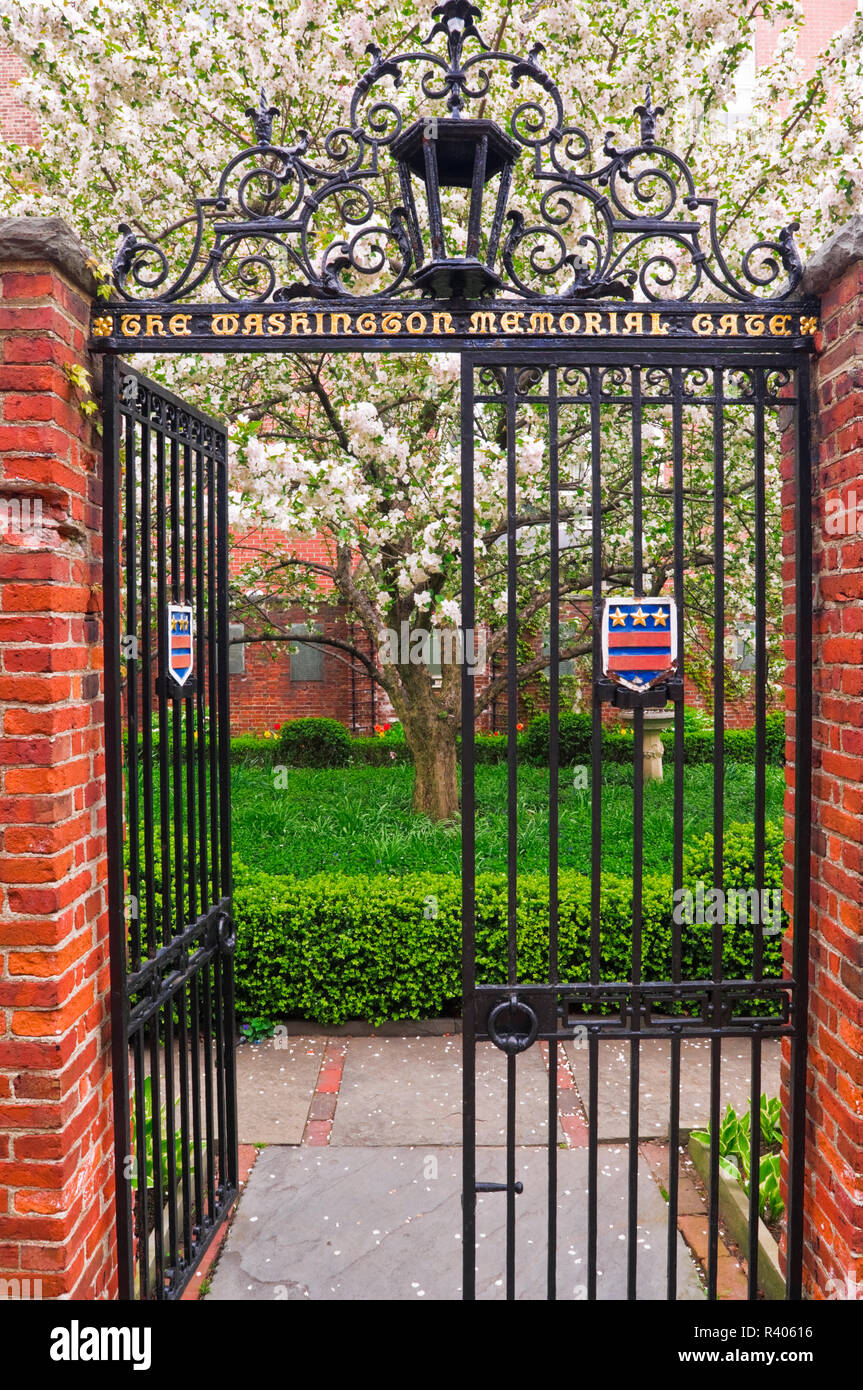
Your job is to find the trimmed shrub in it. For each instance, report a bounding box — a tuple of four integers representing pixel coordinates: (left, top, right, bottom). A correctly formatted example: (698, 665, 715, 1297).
(522, 711, 784, 768)
(232, 834, 785, 1026)
(277, 716, 351, 767)
(350, 736, 412, 766)
(230, 734, 280, 765)
(522, 711, 592, 765)
(683, 819, 785, 889)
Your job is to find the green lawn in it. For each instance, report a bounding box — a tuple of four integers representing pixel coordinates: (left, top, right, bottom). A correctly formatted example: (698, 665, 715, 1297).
(229, 762, 785, 879)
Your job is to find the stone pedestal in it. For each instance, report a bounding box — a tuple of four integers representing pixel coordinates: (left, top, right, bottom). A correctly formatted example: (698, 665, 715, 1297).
(619, 708, 676, 781)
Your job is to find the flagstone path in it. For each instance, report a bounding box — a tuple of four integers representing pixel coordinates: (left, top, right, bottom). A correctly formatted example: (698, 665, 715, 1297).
(201, 1030, 780, 1301)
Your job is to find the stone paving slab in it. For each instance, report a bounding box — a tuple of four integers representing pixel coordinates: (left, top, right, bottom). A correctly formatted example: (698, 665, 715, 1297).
(329, 1036, 563, 1147)
(236, 1037, 325, 1144)
(206, 1145, 703, 1301)
(563, 1036, 781, 1142)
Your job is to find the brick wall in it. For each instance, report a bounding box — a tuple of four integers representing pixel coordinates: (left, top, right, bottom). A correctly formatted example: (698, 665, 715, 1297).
(0, 49, 39, 147)
(0, 220, 116, 1298)
(780, 218, 863, 1301)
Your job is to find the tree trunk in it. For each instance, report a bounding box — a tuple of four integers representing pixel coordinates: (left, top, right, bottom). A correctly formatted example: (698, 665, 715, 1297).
(403, 715, 459, 821)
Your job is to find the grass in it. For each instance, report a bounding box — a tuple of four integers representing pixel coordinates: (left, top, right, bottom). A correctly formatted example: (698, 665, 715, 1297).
(228, 762, 785, 879)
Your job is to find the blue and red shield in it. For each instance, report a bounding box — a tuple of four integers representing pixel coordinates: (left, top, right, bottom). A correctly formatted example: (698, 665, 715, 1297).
(601, 596, 678, 692)
(167, 603, 194, 686)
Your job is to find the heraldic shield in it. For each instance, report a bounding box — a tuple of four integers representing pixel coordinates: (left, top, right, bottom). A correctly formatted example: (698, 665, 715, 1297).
(601, 596, 678, 693)
(167, 603, 194, 686)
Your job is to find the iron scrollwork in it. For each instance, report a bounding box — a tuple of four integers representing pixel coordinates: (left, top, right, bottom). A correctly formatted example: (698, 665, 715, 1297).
(112, 1, 804, 307)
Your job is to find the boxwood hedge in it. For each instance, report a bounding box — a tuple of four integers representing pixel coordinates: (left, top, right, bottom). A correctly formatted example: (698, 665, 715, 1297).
(232, 820, 785, 1026)
(226, 714, 784, 769)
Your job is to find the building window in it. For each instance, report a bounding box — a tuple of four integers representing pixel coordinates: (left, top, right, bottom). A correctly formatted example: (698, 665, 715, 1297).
(542, 624, 577, 677)
(228, 622, 245, 675)
(290, 622, 324, 681)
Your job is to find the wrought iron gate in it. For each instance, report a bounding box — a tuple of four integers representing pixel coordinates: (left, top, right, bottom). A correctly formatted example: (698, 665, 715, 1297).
(459, 350, 811, 1301)
(88, 0, 820, 1306)
(104, 359, 238, 1300)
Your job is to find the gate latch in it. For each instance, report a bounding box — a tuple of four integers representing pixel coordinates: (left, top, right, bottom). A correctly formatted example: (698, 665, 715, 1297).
(486, 993, 540, 1055)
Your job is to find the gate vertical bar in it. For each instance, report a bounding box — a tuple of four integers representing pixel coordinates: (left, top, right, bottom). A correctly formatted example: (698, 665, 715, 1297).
(666, 365, 686, 1301)
(104, 355, 134, 1300)
(216, 425, 239, 1195)
(627, 367, 644, 1301)
(786, 360, 812, 1300)
(706, 367, 724, 1300)
(461, 357, 477, 1301)
(587, 363, 602, 1302)
(505, 365, 518, 1300)
(748, 367, 767, 1298)
(547, 366, 559, 1302)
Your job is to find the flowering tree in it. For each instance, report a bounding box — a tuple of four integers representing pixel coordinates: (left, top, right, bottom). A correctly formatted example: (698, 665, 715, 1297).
(2, 0, 861, 819)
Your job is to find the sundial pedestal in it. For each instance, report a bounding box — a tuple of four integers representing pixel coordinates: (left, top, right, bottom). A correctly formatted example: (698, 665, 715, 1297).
(620, 708, 676, 782)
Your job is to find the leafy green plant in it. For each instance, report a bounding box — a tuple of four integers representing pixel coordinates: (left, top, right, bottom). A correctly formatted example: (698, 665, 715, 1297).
(692, 1096, 785, 1224)
(239, 1016, 278, 1044)
(760, 1094, 782, 1147)
(757, 1152, 784, 1224)
(130, 1075, 194, 1194)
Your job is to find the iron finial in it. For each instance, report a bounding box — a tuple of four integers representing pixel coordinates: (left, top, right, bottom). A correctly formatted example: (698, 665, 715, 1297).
(635, 84, 665, 147)
(245, 88, 280, 146)
(425, 1, 488, 67)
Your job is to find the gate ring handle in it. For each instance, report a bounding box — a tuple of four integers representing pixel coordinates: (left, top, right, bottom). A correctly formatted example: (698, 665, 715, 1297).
(487, 995, 539, 1055)
(216, 911, 237, 956)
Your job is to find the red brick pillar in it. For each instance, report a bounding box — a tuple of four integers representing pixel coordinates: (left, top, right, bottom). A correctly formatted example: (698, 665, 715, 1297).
(0, 218, 116, 1298)
(782, 217, 863, 1301)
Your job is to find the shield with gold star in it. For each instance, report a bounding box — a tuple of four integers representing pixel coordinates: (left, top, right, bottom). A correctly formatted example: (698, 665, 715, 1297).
(167, 603, 194, 686)
(601, 596, 677, 693)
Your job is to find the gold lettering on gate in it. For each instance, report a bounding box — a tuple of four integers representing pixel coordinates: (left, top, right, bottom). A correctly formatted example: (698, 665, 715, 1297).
(693, 313, 714, 336)
(744, 315, 765, 336)
(356, 313, 377, 335)
(469, 311, 497, 333)
(406, 312, 428, 334)
(145, 314, 166, 337)
(168, 314, 191, 337)
(583, 312, 604, 335)
(769, 314, 792, 337)
(500, 311, 525, 333)
(559, 312, 580, 334)
(241, 314, 264, 336)
(622, 312, 644, 335)
(431, 312, 455, 335)
(329, 313, 352, 335)
(382, 312, 402, 334)
(121, 315, 142, 337)
(212, 313, 240, 336)
(290, 313, 311, 335)
(267, 313, 286, 336)
(649, 313, 669, 336)
(717, 314, 740, 337)
(529, 312, 554, 334)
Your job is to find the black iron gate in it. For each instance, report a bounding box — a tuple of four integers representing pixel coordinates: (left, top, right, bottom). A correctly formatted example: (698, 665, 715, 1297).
(460, 351, 811, 1302)
(89, 0, 821, 1306)
(104, 359, 238, 1300)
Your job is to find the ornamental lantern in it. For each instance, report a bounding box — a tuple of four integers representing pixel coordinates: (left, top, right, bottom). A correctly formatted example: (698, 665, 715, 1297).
(391, 116, 520, 299)
(390, 2, 520, 298)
